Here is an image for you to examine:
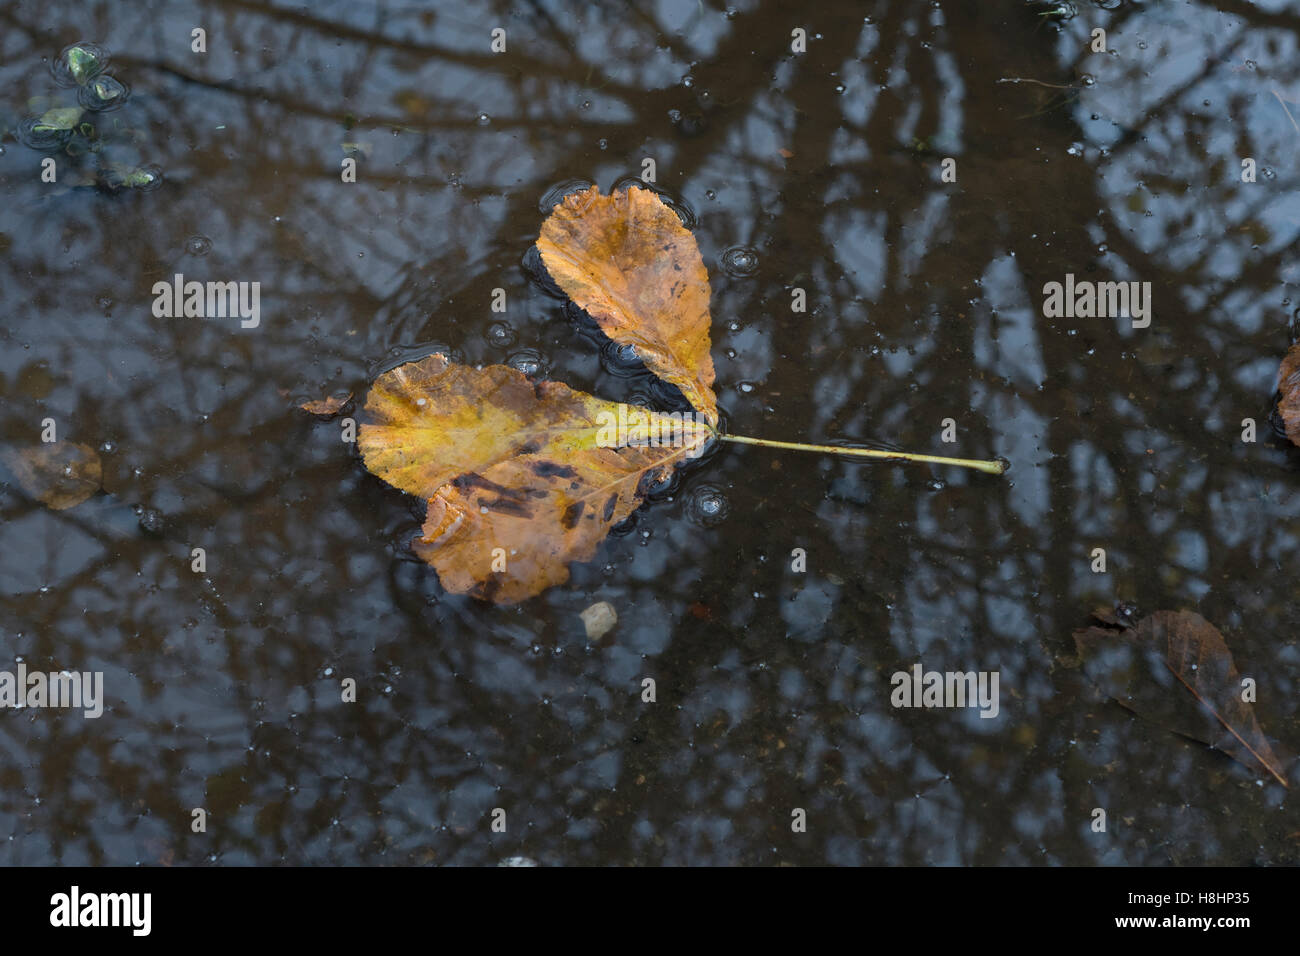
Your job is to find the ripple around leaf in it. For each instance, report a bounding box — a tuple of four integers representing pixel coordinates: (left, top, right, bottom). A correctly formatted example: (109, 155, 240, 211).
(15, 117, 71, 151)
(77, 74, 130, 111)
(537, 178, 594, 214)
(50, 42, 110, 87)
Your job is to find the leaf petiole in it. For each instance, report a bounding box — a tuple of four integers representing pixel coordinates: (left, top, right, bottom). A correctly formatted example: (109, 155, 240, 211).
(714, 432, 1008, 475)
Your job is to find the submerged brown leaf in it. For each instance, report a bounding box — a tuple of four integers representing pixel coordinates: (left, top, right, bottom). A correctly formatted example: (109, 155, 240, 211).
(360, 353, 711, 603)
(2, 441, 102, 510)
(1274, 342, 1300, 444)
(1073, 608, 1289, 787)
(536, 185, 718, 425)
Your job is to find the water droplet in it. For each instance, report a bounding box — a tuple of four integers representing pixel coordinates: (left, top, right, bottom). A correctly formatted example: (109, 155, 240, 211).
(1138, 40, 1148, 50)
(99, 441, 115, 454)
(186, 235, 213, 256)
(597, 138, 608, 150)
(705, 189, 715, 199)
(476, 112, 491, 126)
(682, 75, 694, 88)
(737, 381, 756, 394)
(721, 245, 760, 277)
(1080, 74, 1096, 87)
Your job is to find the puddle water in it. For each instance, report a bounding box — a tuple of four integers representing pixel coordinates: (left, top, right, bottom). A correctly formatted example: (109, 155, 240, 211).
(0, 1, 1296, 864)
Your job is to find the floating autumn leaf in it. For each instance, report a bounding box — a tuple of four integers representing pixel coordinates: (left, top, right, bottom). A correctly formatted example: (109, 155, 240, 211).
(2, 441, 102, 510)
(1272, 342, 1300, 444)
(301, 392, 352, 417)
(537, 185, 718, 425)
(1073, 608, 1289, 787)
(360, 353, 710, 603)
(358, 183, 1006, 603)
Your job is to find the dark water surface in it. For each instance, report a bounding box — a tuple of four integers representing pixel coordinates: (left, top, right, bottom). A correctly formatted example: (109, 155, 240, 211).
(1, 0, 1298, 865)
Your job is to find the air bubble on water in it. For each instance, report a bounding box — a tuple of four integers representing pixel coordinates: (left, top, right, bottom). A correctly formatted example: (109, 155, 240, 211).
(99, 441, 115, 453)
(724, 348, 737, 359)
(508, 349, 544, 376)
(834, 84, 846, 94)
(598, 138, 608, 150)
(1067, 142, 1083, 156)
(737, 381, 755, 394)
(687, 485, 728, 527)
(485, 321, 517, 348)
(1138, 41, 1148, 49)
(476, 112, 491, 126)
(186, 235, 213, 256)
(1263, 167, 1277, 180)
(721, 246, 759, 277)
(927, 479, 946, 491)
(705, 189, 715, 199)
(682, 75, 694, 88)
(1080, 74, 1096, 87)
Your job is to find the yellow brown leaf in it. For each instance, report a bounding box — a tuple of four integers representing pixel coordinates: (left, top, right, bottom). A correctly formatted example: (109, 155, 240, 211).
(359, 353, 712, 603)
(536, 185, 719, 425)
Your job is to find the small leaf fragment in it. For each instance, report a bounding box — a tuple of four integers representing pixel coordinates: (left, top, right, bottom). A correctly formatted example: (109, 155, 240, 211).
(34, 106, 83, 132)
(301, 392, 352, 416)
(2, 441, 103, 510)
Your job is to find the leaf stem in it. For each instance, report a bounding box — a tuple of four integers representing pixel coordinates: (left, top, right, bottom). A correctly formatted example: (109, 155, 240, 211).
(716, 433, 1008, 475)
